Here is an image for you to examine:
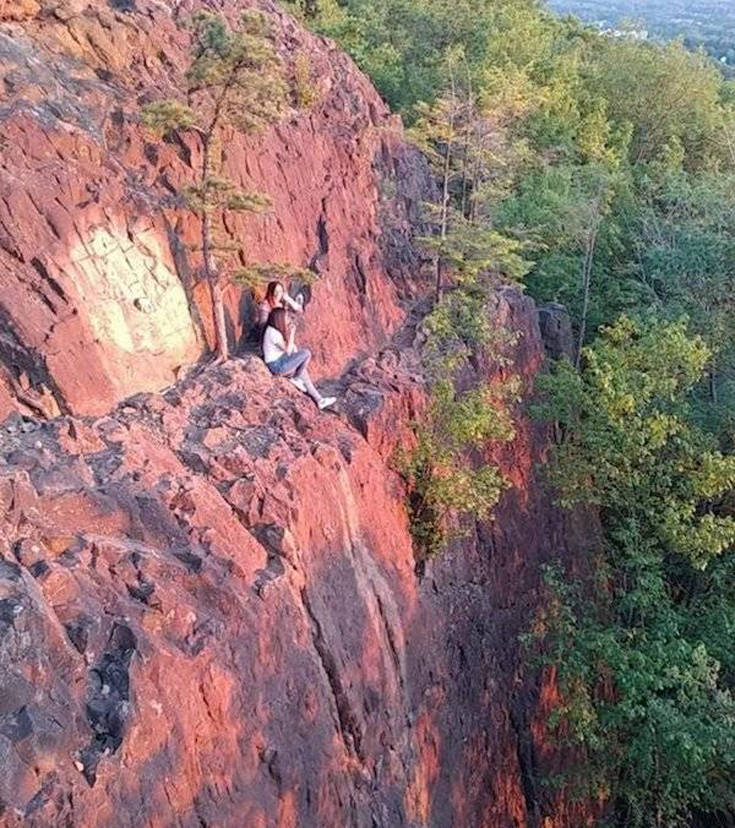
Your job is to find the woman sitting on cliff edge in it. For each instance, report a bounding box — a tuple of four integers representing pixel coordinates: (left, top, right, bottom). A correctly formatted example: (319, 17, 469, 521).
(262, 308, 336, 410)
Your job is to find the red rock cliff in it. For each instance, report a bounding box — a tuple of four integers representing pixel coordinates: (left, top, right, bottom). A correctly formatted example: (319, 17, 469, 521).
(0, 297, 593, 827)
(0, 2, 595, 826)
(0, 0, 426, 417)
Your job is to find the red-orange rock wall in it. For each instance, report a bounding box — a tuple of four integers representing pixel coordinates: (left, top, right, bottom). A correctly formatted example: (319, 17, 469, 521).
(0, 0, 428, 416)
(0, 2, 598, 825)
(0, 288, 594, 827)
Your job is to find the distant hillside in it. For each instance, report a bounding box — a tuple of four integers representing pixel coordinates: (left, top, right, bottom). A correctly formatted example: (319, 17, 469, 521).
(546, 0, 735, 71)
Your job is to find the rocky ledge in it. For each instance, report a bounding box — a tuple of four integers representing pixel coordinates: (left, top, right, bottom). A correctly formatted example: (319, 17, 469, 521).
(0, 0, 596, 823)
(0, 288, 593, 827)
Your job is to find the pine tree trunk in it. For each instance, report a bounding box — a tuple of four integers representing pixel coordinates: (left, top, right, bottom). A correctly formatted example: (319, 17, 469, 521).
(436, 73, 457, 303)
(460, 70, 474, 219)
(200, 135, 229, 361)
(436, 145, 451, 302)
(576, 222, 599, 369)
(210, 277, 229, 361)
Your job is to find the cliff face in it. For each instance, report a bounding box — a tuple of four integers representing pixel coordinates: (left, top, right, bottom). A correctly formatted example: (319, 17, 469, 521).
(0, 291, 592, 827)
(0, 2, 595, 826)
(0, 0, 428, 417)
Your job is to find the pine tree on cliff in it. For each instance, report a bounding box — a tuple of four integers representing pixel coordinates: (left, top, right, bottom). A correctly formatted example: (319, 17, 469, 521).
(141, 11, 287, 361)
(410, 47, 530, 301)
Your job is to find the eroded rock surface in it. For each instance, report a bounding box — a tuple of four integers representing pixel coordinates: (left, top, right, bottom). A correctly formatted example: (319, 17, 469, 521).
(0, 2, 598, 825)
(0, 289, 594, 827)
(0, 0, 431, 417)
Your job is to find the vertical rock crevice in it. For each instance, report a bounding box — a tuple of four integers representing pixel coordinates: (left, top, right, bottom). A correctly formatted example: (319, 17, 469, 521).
(299, 584, 366, 762)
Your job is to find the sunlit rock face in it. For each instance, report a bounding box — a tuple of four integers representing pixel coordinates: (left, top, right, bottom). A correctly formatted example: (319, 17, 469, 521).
(0, 2, 598, 826)
(0, 288, 595, 827)
(66, 224, 200, 396)
(0, 0, 430, 416)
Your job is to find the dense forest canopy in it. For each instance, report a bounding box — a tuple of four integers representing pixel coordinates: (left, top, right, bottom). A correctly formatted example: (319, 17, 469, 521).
(285, 0, 735, 824)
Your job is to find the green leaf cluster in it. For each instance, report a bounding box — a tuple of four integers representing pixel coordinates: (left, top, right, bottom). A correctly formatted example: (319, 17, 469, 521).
(186, 10, 288, 134)
(142, 11, 288, 138)
(141, 100, 197, 136)
(399, 375, 516, 559)
(536, 317, 735, 568)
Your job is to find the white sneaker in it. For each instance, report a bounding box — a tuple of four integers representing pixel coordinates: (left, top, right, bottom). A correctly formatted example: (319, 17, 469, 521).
(318, 396, 336, 410)
(290, 377, 307, 392)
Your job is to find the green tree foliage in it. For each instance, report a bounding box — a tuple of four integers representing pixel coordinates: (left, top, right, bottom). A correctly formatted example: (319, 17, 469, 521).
(622, 167, 735, 438)
(585, 39, 724, 168)
(142, 11, 288, 360)
(306, 0, 735, 368)
(537, 318, 735, 566)
(308, 0, 552, 120)
(529, 318, 735, 824)
(497, 162, 623, 365)
(409, 48, 533, 297)
(400, 370, 517, 559)
(399, 296, 521, 560)
(393, 46, 530, 560)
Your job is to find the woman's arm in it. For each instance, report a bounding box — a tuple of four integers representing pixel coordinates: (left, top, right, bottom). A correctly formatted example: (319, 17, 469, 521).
(283, 292, 303, 313)
(287, 323, 296, 354)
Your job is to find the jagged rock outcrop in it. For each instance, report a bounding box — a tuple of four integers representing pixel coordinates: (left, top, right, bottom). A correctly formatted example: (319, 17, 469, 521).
(537, 304, 574, 362)
(0, 0, 431, 418)
(0, 1, 598, 825)
(0, 287, 595, 827)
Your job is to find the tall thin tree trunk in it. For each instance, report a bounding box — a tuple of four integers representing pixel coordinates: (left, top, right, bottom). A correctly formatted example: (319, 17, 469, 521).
(201, 134, 229, 361)
(468, 133, 486, 226)
(435, 70, 457, 303)
(576, 220, 600, 369)
(460, 70, 473, 219)
(459, 131, 470, 219)
(436, 139, 452, 302)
